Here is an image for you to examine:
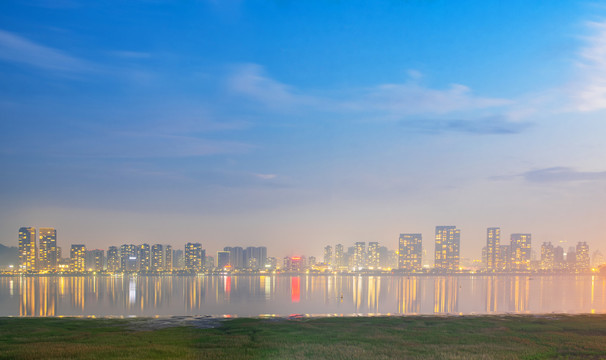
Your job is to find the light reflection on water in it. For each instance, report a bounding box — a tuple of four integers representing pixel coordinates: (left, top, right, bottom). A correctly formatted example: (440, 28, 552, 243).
(2, 275, 606, 317)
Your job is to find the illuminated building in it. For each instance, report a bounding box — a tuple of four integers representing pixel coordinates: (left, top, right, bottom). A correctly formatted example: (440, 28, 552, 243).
(217, 251, 230, 269)
(367, 242, 380, 269)
(107, 246, 119, 272)
(119, 244, 137, 272)
(138, 244, 150, 271)
(165, 245, 173, 271)
(70, 245, 86, 272)
(173, 249, 184, 269)
(510, 234, 531, 271)
(18, 227, 37, 271)
(334, 244, 344, 268)
(285, 256, 303, 272)
(434, 226, 460, 272)
(498, 245, 510, 271)
(243, 246, 267, 270)
(185, 243, 203, 271)
(575, 242, 590, 272)
(151, 244, 164, 271)
(353, 242, 366, 270)
(38, 227, 57, 271)
(86, 249, 104, 271)
(308, 256, 316, 267)
(486, 227, 500, 271)
(540, 242, 554, 270)
(554, 246, 564, 269)
(204, 255, 214, 270)
(323, 245, 332, 266)
(399, 234, 422, 271)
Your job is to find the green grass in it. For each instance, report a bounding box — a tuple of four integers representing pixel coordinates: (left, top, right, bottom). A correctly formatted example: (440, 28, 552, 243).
(2, 315, 606, 359)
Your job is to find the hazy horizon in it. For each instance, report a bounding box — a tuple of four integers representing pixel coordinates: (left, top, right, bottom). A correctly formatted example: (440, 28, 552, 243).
(2, 1, 606, 261)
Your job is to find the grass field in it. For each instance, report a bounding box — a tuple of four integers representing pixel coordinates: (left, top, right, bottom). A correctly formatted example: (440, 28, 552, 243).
(1, 315, 606, 359)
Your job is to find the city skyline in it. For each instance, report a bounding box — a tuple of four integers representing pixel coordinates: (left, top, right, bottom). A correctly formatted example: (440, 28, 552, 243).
(2, 2, 606, 259)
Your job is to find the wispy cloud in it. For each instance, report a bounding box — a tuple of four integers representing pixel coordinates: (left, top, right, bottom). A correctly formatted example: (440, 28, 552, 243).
(571, 21, 606, 112)
(400, 116, 531, 135)
(253, 173, 277, 180)
(523, 167, 606, 183)
(0, 29, 93, 72)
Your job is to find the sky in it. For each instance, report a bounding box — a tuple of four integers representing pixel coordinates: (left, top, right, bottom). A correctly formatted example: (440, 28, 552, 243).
(1, 1, 606, 262)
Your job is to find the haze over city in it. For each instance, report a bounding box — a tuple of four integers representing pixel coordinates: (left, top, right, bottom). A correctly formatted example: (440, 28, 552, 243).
(1, 1, 606, 260)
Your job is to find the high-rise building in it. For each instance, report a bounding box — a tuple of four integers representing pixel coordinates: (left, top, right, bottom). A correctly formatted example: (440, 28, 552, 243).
(38, 227, 57, 271)
(173, 249, 184, 269)
(576, 242, 590, 272)
(243, 247, 267, 270)
(151, 244, 164, 271)
(70, 245, 86, 272)
(434, 226, 460, 272)
(367, 242, 380, 269)
(164, 245, 173, 271)
(323, 245, 333, 266)
(498, 245, 510, 271)
(334, 244, 344, 268)
(107, 246, 119, 272)
(566, 247, 577, 270)
(204, 255, 214, 270)
(138, 244, 151, 271)
(217, 251, 230, 269)
(119, 244, 137, 272)
(224, 246, 244, 269)
(510, 234, 531, 271)
(399, 233, 422, 271)
(86, 249, 104, 271)
(540, 242, 554, 270)
(185, 243, 203, 271)
(554, 246, 565, 269)
(486, 227, 500, 271)
(18, 227, 37, 271)
(353, 242, 366, 269)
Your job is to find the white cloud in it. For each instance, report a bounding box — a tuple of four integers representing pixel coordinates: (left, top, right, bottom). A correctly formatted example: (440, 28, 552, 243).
(570, 21, 606, 111)
(253, 173, 277, 180)
(0, 29, 92, 72)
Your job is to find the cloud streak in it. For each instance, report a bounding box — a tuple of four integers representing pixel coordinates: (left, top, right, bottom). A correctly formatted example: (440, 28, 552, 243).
(0, 29, 93, 72)
(523, 167, 606, 183)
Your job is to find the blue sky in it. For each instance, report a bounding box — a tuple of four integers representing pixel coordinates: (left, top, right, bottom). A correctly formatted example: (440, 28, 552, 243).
(1, 1, 606, 261)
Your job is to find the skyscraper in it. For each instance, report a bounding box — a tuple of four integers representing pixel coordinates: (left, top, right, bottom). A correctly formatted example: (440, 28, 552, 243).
(323, 245, 332, 265)
(434, 226, 460, 272)
(119, 244, 137, 272)
(217, 251, 230, 269)
(367, 242, 380, 269)
(540, 242, 554, 270)
(185, 243, 203, 271)
(165, 245, 173, 271)
(399, 233, 422, 271)
(224, 246, 244, 269)
(510, 234, 531, 271)
(138, 244, 151, 271)
(334, 244, 344, 269)
(353, 242, 366, 270)
(38, 227, 57, 271)
(107, 246, 119, 272)
(151, 244, 164, 271)
(486, 227, 500, 271)
(86, 249, 104, 271)
(70, 244, 86, 272)
(576, 242, 590, 272)
(18, 227, 36, 271)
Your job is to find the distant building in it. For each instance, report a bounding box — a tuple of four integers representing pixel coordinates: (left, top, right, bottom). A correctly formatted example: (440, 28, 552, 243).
(576, 242, 590, 272)
(164, 245, 173, 271)
(566, 247, 576, 270)
(399, 234, 422, 271)
(334, 244, 344, 269)
(151, 244, 164, 271)
(224, 246, 244, 269)
(243, 247, 267, 270)
(107, 246, 119, 272)
(217, 251, 230, 269)
(554, 246, 564, 269)
(185, 243, 203, 271)
(86, 249, 104, 271)
(434, 226, 460, 272)
(353, 242, 366, 270)
(138, 244, 151, 271)
(38, 228, 57, 271)
(367, 242, 380, 269)
(486, 227, 500, 271)
(18, 227, 37, 271)
(119, 244, 137, 272)
(323, 245, 333, 266)
(70, 245, 86, 272)
(540, 242, 554, 270)
(204, 255, 214, 270)
(510, 234, 531, 271)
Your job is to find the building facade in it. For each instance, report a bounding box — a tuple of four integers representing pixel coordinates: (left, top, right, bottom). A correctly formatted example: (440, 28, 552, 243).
(434, 226, 460, 272)
(399, 233, 422, 271)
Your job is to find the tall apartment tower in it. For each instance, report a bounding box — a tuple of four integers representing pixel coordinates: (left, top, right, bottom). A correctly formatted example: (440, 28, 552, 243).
(18, 227, 37, 271)
(119, 244, 137, 271)
(107, 246, 119, 272)
(334, 244, 344, 268)
(353, 242, 366, 269)
(138, 244, 151, 271)
(70, 244, 86, 272)
(510, 234, 531, 271)
(323, 245, 333, 266)
(164, 245, 173, 271)
(540, 242, 555, 270)
(576, 242, 590, 272)
(185, 243, 203, 271)
(367, 242, 380, 268)
(486, 227, 500, 271)
(434, 226, 460, 272)
(216, 251, 230, 269)
(398, 233, 422, 271)
(38, 228, 57, 271)
(151, 244, 164, 271)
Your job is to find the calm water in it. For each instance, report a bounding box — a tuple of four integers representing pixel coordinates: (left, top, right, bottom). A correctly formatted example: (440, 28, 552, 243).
(1, 275, 605, 317)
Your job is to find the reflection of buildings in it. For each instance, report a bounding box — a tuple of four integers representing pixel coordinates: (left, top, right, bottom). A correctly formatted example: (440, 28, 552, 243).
(434, 277, 458, 313)
(399, 234, 422, 271)
(509, 276, 529, 312)
(19, 227, 37, 271)
(291, 277, 300, 303)
(19, 277, 57, 316)
(434, 226, 460, 272)
(397, 277, 420, 314)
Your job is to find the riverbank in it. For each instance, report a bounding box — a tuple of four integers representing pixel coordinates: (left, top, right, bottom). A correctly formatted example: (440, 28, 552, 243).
(1, 315, 606, 359)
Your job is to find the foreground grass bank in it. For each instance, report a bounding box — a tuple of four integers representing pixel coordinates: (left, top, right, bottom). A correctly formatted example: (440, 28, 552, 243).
(1, 315, 606, 359)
